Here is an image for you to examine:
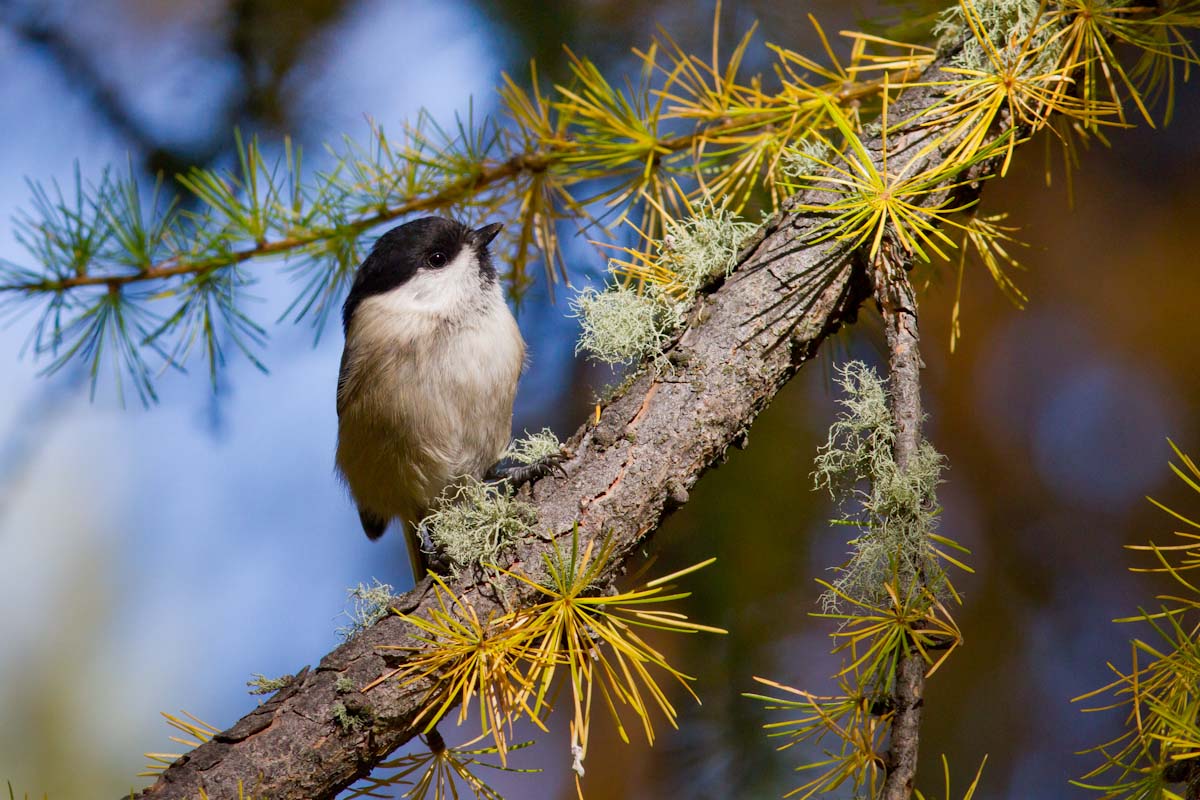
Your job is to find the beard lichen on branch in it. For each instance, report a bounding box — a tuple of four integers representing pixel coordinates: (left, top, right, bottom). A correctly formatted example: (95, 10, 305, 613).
(813, 361, 948, 612)
(572, 202, 757, 368)
(337, 579, 397, 640)
(422, 478, 539, 575)
(504, 427, 564, 466)
(934, 0, 1053, 71)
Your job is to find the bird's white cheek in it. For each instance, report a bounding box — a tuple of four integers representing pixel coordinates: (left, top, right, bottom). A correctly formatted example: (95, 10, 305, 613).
(376, 248, 480, 316)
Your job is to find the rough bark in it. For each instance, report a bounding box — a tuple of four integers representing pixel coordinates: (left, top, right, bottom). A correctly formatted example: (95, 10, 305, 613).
(134, 50, 990, 800)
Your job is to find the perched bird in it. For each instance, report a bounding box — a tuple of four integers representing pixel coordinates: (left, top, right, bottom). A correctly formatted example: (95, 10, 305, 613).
(335, 217, 525, 580)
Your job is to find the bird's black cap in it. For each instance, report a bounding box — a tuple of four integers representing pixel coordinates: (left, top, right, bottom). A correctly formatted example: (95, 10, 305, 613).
(341, 217, 501, 333)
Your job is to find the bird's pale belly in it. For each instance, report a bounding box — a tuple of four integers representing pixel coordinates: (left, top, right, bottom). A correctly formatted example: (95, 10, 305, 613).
(335, 352, 516, 527)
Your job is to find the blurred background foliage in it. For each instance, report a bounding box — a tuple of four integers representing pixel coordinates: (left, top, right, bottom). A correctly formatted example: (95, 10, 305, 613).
(0, 0, 1197, 798)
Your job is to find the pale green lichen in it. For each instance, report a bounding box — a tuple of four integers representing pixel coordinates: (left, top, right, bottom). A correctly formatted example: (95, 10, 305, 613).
(814, 361, 946, 612)
(424, 477, 537, 571)
(246, 673, 291, 696)
(573, 204, 756, 367)
(336, 579, 394, 640)
(660, 206, 757, 294)
(332, 701, 367, 732)
(934, 0, 1052, 72)
(506, 427, 563, 465)
(335, 675, 354, 694)
(782, 137, 835, 178)
(571, 283, 683, 366)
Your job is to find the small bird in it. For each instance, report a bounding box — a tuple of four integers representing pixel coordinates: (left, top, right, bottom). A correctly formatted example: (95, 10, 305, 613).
(335, 217, 525, 580)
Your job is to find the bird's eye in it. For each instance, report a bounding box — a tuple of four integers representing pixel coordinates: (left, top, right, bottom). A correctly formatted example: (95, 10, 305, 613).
(426, 251, 448, 268)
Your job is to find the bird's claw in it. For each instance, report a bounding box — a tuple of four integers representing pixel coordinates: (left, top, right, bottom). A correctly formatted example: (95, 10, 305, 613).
(488, 451, 568, 489)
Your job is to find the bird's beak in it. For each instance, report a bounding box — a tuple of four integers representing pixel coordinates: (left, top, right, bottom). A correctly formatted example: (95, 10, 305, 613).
(471, 223, 503, 249)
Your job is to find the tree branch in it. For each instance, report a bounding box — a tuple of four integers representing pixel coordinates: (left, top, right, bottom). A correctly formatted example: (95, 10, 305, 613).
(134, 51, 994, 800)
(0, 73, 909, 296)
(877, 257, 927, 800)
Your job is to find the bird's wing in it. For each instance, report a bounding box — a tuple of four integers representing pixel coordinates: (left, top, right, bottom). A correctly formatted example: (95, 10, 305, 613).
(336, 344, 355, 418)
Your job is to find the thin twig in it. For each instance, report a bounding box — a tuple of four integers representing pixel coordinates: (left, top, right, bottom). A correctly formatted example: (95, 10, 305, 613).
(0, 66, 927, 296)
(876, 249, 927, 800)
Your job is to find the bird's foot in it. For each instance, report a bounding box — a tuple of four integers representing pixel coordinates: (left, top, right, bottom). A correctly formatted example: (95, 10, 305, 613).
(486, 451, 568, 490)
